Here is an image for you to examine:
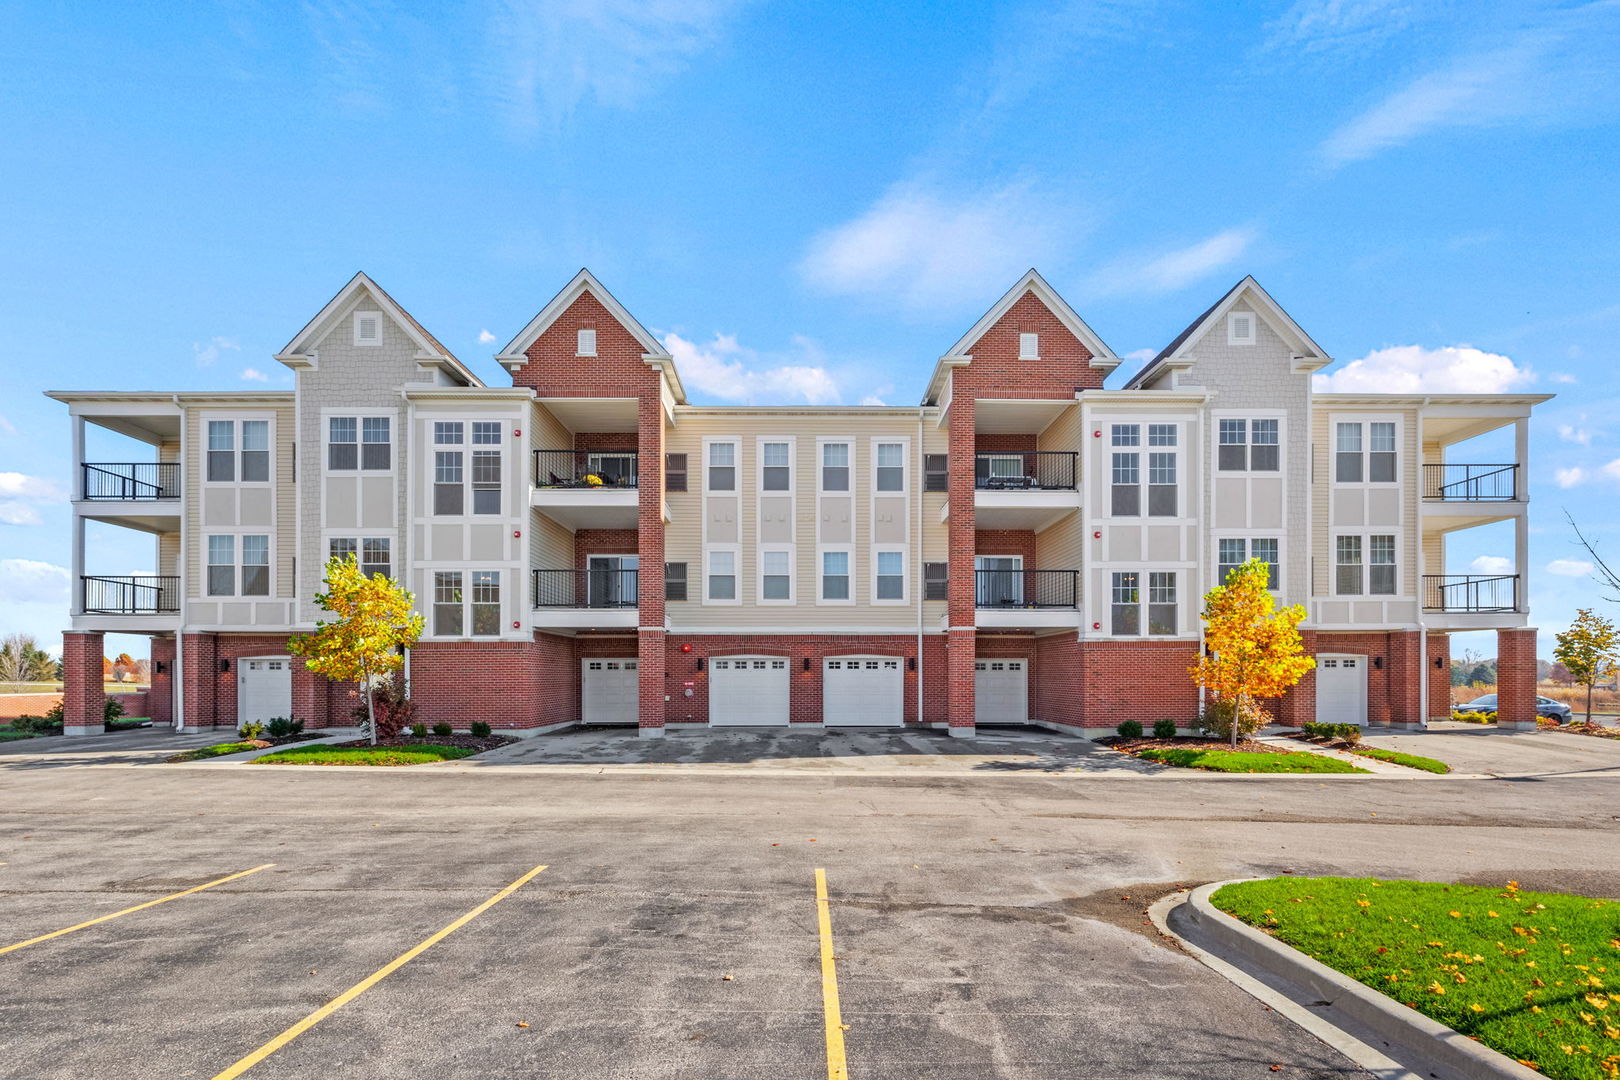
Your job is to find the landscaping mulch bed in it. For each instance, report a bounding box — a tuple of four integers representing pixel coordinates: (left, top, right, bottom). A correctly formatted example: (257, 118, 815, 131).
(334, 733, 515, 752)
(1542, 719, 1620, 740)
(1097, 736, 1279, 755)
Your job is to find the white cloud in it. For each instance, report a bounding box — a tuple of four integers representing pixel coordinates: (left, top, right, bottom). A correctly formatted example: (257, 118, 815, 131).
(0, 473, 66, 528)
(1313, 344, 1533, 394)
(1123, 347, 1156, 363)
(1265, 0, 1417, 54)
(1558, 423, 1591, 445)
(193, 336, 240, 367)
(661, 332, 839, 405)
(799, 181, 1071, 311)
(859, 395, 889, 407)
(0, 558, 69, 604)
(1546, 558, 1595, 578)
(1602, 460, 1620, 483)
(1555, 466, 1587, 489)
(478, 329, 498, 345)
(240, 367, 270, 382)
(487, 0, 748, 132)
(1470, 555, 1514, 575)
(1551, 372, 1578, 384)
(0, 413, 15, 435)
(1087, 227, 1258, 296)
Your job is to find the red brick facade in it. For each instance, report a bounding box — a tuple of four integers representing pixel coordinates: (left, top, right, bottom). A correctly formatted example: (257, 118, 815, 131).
(61, 630, 105, 731)
(1496, 627, 1538, 727)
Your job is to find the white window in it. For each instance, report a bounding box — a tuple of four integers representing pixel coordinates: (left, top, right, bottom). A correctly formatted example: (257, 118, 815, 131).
(429, 421, 500, 515)
(821, 442, 850, 492)
(1217, 418, 1279, 472)
(874, 549, 905, 602)
(875, 442, 905, 492)
(707, 441, 737, 492)
(1109, 423, 1177, 517)
(1335, 534, 1397, 596)
(354, 311, 382, 346)
(1018, 332, 1039, 359)
(207, 534, 269, 596)
(328, 416, 390, 471)
(207, 535, 234, 596)
(1217, 538, 1279, 590)
(760, 549, 792, 602)
(1227, 312, 1255, 345)
(434, 449, 463, 515)
(707, 550, 737, 601)
(471, 571, 501, 635)
(577, 328, 597, 357)
(761, 441, 791, 491)
(432, 570, 501, 636)
(1110, 571, 1177, 635)
(329, 537, 391, 579)
(472, 447, 502, 515)
(1336, 420, 1397, 483)
(821, 549, 851, 602)
(206, 419, 269, 483)
(433, 571, 463, 635)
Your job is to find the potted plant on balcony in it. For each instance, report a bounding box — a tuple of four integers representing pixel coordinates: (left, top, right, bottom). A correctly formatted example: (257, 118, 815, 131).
(583, 473, 605, 487)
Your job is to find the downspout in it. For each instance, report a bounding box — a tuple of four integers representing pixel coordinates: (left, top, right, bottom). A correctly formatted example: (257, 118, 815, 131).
(173, 394, 186, 731)
(916, 408, 926, 727)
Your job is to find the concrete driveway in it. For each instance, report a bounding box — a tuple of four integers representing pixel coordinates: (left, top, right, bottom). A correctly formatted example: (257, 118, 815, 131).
(1359, 720, 1620, 778)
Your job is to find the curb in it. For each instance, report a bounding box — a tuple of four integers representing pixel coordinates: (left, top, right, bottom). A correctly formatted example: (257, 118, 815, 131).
(176, 729, 364, 764)
(1153, 881, 1543, 1080)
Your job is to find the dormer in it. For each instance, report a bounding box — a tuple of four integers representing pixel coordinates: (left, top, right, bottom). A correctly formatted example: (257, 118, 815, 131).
(273, 271, 480, 387)
(1124, 276, 1331, 391)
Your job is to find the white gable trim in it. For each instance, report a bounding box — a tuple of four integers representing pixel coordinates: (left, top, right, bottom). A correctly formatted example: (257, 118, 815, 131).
(1158, 276, 1330, 375)
(495, 268, 673, 369)
(274, 272, 479, 385)
(925, 269, 1118, 405)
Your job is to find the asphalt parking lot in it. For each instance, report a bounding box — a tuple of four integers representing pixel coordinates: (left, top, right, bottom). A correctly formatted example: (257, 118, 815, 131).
(1, 728, 1616, 1079)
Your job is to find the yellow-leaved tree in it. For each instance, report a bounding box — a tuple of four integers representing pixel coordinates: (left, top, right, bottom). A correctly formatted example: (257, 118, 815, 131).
(1553, 607, 1618, 724)
(1193, 558, 1315, 747)
(289, 555, 425, 745)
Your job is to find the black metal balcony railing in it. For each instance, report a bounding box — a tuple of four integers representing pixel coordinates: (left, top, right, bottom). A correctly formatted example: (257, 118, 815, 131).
(974, 569, 1079, 608)
(81, 575, 180, 615)
(974, 451, 1078, 491)
(1422, 463, 1518, 501)
(533, 568, 640, 608)
(82, 462, 180, 501)
(1422, 574, 1520, 613)
(533, 450, 639, 489)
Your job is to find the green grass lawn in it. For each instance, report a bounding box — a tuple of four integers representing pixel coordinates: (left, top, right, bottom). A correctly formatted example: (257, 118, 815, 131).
(1212, 877, 1620, 1079)
(251, 743, 477, 766)
(1136, 746, 1369, 774)
(166, 740, 266, 761)
(1351, 746, 1451, 774)
(0, 729, 41, 742)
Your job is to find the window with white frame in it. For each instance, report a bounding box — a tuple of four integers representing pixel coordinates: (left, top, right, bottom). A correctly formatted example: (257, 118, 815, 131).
(1227, 311, 1255, 344)
(432, 570, 501, 636)
(471, 571, 501, 634)
(206, 419, 269, 483)
(328, 537, 391, 579)
(1148, 432, 1178, 516)
(1110, 423, 1178, 516)
(1336, 420, 1397, 483)
(761, 441, 791, 491)
(434, 422, 464, 515)
(760, 549, 792, 601)
(328, 416, 390, 471)
(1217, 538, 1279, 589)
(1217, 418, 1279, 472)
(821, 442, 849, 492)
(707, 550, 737, 601)
(1335, 534, 1397, 596)
(1110, 424, 1140, 516)
(1110, 571, 1139, 635)
(821, 550, 851, 601)
(875, 550, 905, 601)
(1019, 332, 1039, 359)
(875, 442, 905, 492)
(354, 311, 382, 346)
(206, 534, 269, 596)
(433, 572, 463, 634)
(472, 445, 501, 515)
(1110, 570, 1176, 635)
(707, 442, 737, 492)
(576, 328, 597, 357)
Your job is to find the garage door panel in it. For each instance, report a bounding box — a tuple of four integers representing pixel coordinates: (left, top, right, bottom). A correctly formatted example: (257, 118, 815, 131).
(583, 658, 639, 725)
(238, 657, 292, 726)
(824, 656, 903, 727)
(710, 656, 790, 726)
(975, 658, 1028, 726)
(1316, 654, 1367, 726)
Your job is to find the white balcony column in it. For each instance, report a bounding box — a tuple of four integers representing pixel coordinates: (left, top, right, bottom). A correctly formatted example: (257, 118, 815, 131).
(71, 414, 85, 498)
(70, 413, 86, 616)
(1514, 418, 1529, 503)
(1514, 418, 1529, 611)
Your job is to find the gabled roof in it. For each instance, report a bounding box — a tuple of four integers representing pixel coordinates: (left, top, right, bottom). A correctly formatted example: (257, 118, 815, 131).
(496, 268, 673, 363)
(924, 269, 1119, 405)
(1124, 276, 1330, 389)
(274, 272, 481, 386)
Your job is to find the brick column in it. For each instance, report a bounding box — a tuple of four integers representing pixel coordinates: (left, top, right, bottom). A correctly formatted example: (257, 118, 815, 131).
(291, 657, 328, 729)
(1387, 629, 1424, 727)
(946, 395, 977, 736)
(181, 632, 219, 729)
(61, 630, 106, 736)
(1275, 630, 1317, 727)
(1496, 627, 1538, 730)
(637, 392, 667, 738)
(1426, 632, 1451, 721)
(148, 635, 175, 727)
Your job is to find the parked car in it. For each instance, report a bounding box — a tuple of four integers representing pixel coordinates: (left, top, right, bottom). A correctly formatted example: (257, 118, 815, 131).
(1454, 694, 1572, 723)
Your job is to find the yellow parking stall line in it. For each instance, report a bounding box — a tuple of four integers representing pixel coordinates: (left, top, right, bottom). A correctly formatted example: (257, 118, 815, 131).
(814, 868, 850, 1080)
(0, 864, 275, 956)
(209, 863, 548, 1080)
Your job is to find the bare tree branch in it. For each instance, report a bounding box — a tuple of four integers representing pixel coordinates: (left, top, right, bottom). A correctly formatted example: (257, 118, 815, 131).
(1565, 511, 1620, 604)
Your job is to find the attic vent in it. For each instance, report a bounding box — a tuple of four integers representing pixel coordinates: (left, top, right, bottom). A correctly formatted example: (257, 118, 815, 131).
(1018, 332, 1039, 359)
(577, 328, 597, 357)
(1227, 312, 1255, 345)
(355, 312, 382, 346)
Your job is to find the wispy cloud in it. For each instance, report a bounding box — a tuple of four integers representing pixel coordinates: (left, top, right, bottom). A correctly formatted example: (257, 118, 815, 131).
(1550, 372, 1579, 384)
(1555, 466, 1587, 489)
(240, 367, 270, 383)
(1547, 557, 1595, 577)
(193, 336, 240, 368)
(1558, 422, 1592, 445)
(1087, 227, 1258, 297)
(799, 181, 1075, 312)
(1264, 0, 1422, 55)
(1314, 344, 1533, 394)
(0, 473, 66, 527)
(487, 0, 749, 134)
(1318, 4, 1620, 166)
(1471, 554, 1514, 574)
(0, 413, 15, 435)
(478, 329, 497, 344)
(0, 557, 69, 603)
(661, 331, 839, 405)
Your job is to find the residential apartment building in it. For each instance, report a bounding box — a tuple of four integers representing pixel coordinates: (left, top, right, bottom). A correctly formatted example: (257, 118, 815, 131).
(50, 270, 1550, 736)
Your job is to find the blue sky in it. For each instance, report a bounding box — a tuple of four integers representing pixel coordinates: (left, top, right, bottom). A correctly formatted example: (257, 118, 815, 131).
(2, 0, 1617, 661)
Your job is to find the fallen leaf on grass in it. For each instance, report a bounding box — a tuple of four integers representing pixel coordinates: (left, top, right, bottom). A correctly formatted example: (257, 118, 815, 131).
(516, 1022, 529, 1028)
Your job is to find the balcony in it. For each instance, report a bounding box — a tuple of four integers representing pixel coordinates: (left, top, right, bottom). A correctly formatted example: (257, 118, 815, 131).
(1422, 574, 1519, 614)
(530, 568, 639, 630)
(76, 463, 182, 532)
(81, 575, 179, 615)
(972, 451, 1081, 529)
(974, 568, 1081, 629)
(530, 449, 640, 529)
(1420, 463, 1524, 532)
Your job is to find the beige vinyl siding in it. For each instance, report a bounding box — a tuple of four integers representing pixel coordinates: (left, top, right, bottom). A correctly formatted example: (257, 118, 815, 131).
(1034, 514, 1085, 606)
(183, 404, 296, 600)
(158, 531, 180, 578)
(664, 409, 946, 627)
(530, 512, 573, 573)
(1034, 402, 1082, 455)
(530, 402, 572, 456)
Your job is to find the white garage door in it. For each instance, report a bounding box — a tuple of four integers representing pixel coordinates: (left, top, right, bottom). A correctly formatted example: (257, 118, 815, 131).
(1316, 654, 1368, 726)
(710, 656, 790, 726)
(582, 658, 639, 725)
(824, 656, 903, 727)
(238, 657, 292, 726)
(975, 658, 1028, 725)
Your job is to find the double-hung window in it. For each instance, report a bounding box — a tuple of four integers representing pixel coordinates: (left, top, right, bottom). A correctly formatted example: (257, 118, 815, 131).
(328, 416, 390, 471)
(329, 537, 390, 579)
(472, 422, 502, 515)
(1218, 418, 1279, 472)
(471, 571, 501, 635)
(1111, 570, 1176, 635)
(207, 420, 236, 482)
(1110, 423, 1178, 517)
(761, 550, 792, 601)
(1110, 571, 1140, 635)
(432, 571, 500, 636)
(433, 572, 463, 635)
(1147, 424, 1178, 516)
(1110, 424, 1140, 516)
(1336, 534, 1397, 595)
(707, 551, 737, 601)
(207, 534, 269, 596)
(1217, 538, 1279, 589)
(821, 550, 851, 601)
(762, 442, 791, 491)
(1336, 421, 1397, 483)
(206, 420, 269, 482)
(708, 442, 736, 491)
(821, 443, 849, 491)
(434, 422, 464, 515)
(875, 550, 905, 601)
(875, 443, 905, 492)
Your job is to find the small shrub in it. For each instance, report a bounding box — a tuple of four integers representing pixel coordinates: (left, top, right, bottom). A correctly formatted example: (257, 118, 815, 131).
(351, 674, 417, 740)
(1451, 710, 1497, 724)
(470, 721, 492, 737)
(45, 701, 65, 723)
(1302, 721, 1363, 744)
(1152, 719, 1178, 739)
(431, 722, 453, 737)
(1116, 719, 1144, 738)
(409, 722, 428, 739)
(10, 714, 60, 735)
(238, 721, 266, 740)
(1201, 697, 1271, 741)
(103, 697, 125, 723)
(266, 717, 304, 739)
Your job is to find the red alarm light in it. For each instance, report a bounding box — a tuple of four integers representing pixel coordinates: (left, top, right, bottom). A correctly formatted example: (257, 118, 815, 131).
(681, 643, 693, 654)
(1092, 530, 1102, 539)
(1093, 430, 1102, 437)
(513, 429, 522, 437)
(1092, 621, 1102, 630)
